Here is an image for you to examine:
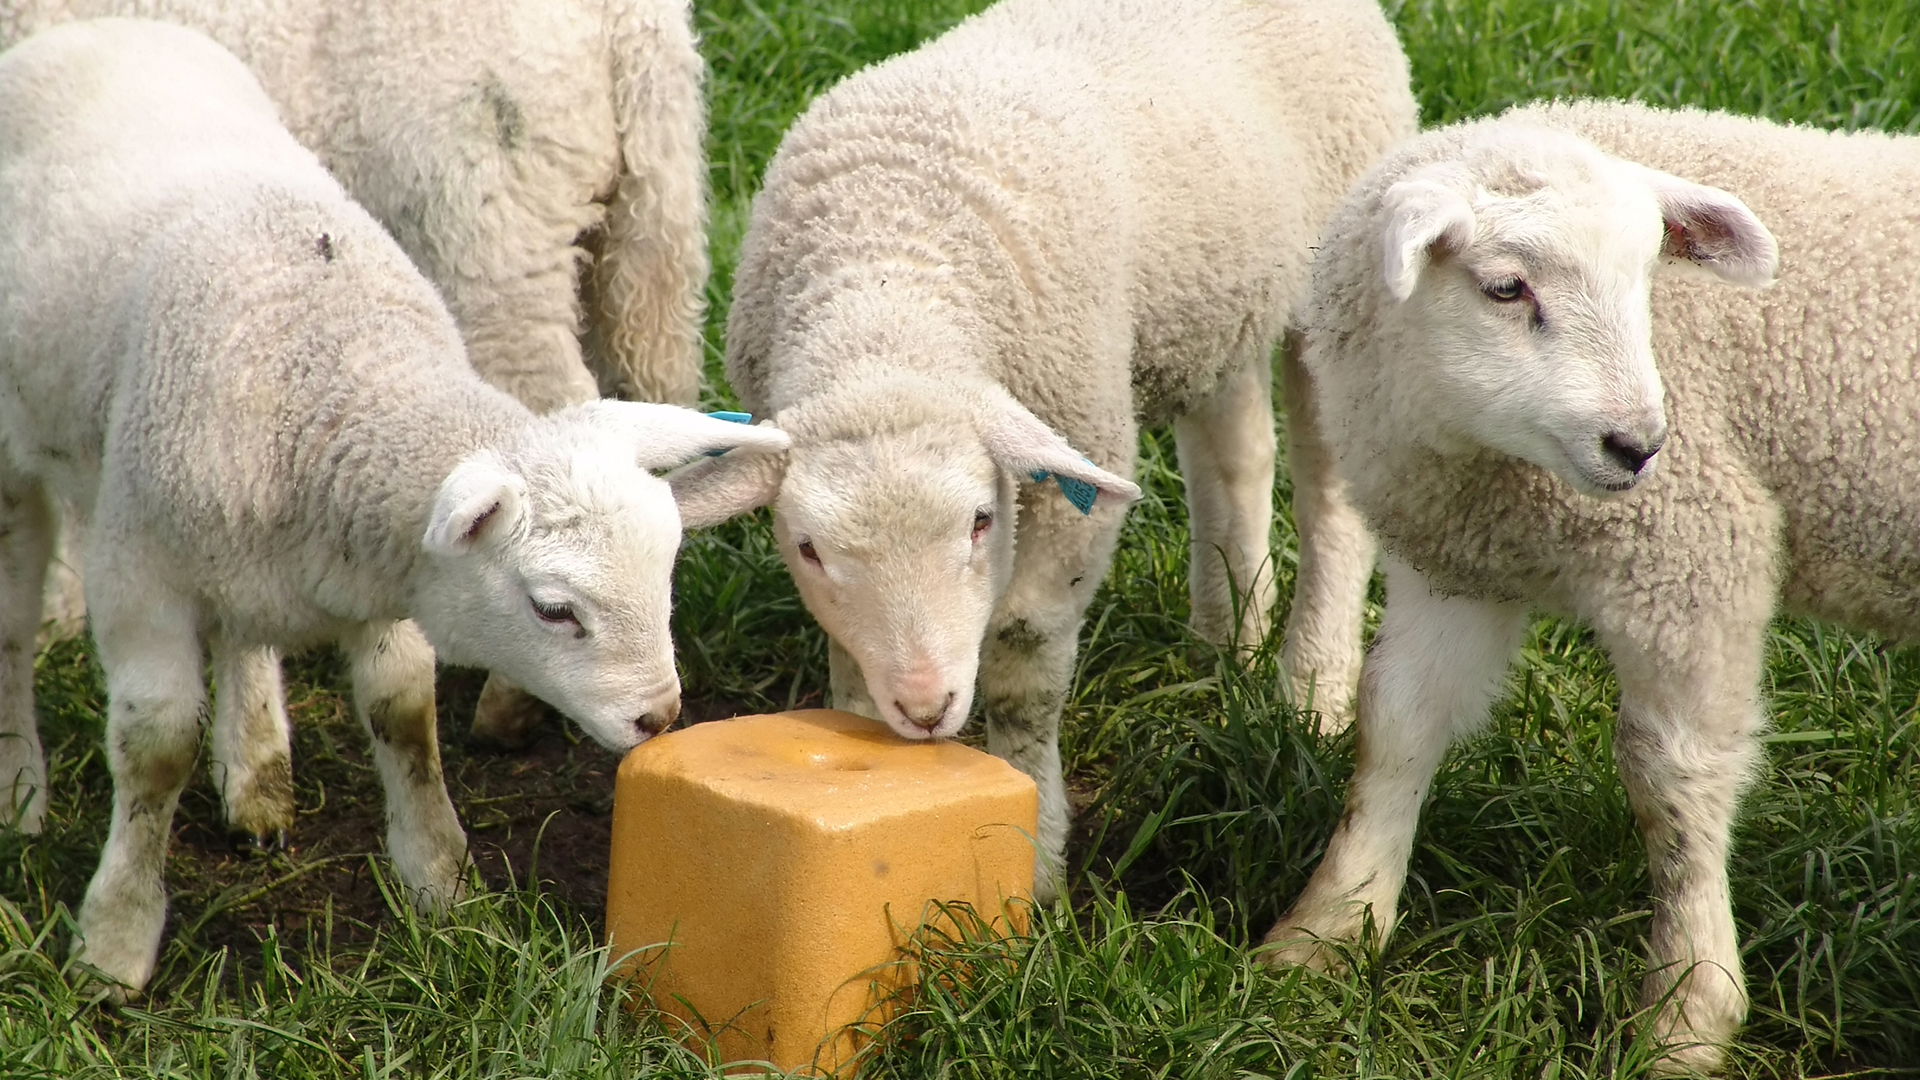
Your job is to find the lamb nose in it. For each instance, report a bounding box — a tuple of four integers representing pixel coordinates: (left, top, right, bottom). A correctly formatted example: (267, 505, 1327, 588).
(1601, 432, 1662, 473)
(897, 692, 955, 732)
(636, 698, 681, 736)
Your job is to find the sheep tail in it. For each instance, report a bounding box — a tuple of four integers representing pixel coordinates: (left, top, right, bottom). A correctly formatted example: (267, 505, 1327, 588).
(595, 0, 709, 405)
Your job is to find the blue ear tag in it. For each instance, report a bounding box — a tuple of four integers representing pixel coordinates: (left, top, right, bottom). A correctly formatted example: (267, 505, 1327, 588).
(1029, 469, 1098, 515)
(704, 410, 755, 456)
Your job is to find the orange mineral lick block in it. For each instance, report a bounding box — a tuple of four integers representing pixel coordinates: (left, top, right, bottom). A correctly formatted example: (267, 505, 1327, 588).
(605, 709, 1039, 1075)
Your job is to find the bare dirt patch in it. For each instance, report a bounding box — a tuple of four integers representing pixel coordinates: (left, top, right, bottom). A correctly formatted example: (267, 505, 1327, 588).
(139, 651, 822, 981)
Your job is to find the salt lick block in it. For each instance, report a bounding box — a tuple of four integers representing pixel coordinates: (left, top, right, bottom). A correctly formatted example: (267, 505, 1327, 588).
(605, 709, 1039, 1075)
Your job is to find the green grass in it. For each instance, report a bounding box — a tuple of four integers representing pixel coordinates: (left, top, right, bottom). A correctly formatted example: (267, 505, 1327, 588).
(8, 0, 1920, 1076)
(0, 875, 731, 1078)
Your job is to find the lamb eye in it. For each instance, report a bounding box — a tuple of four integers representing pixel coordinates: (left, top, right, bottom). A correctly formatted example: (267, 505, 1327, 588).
(797, 539, 821, 565)
(531, 598, 577, 626)
(1482, 277, 1527, 303)
(971, 510, 993, 541)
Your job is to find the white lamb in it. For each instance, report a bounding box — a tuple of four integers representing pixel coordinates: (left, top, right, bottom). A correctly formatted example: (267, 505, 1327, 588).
(2, 0, 710, 746)
(1258, 98, 1920, 1072)
(0, 18, 785, 995)
(0, 0, 706, 410)
(675, 0, 1415, 898)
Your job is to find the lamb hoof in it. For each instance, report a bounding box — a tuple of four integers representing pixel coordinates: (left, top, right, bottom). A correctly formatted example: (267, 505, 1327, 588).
(1259, 920, 1354, 973)
(69, 950, 141, 1006)
(224, 759, 295, 843)
(1645, 1038, 1726, 1077)
(1030, 867, 1061, 907)
(228, 828, 288, 857)
(69, 924, 156, 1006)
(1310, 703, 1355, 737)
(1641, 991, 1739, 1076)
(1, 796, 46, 836)
(404, 858, 476, 917)
(1282, 673, 1355, 736)
(469, 674, 551, 749)
(78, 974, 138, 1008)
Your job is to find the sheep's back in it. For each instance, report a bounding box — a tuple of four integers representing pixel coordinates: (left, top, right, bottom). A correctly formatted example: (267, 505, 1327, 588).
(0, 19, 306, 494)
(724, 11, 1136, 420)
(0, 20, 496, 641)
(0, 0, 620, 214)
(1058, 0, 1415, 417)
(728, 0, 1416, 427)
(0, 0, 626, 383)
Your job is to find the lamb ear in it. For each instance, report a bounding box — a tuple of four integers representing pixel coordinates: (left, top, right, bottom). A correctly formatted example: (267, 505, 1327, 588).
(1381, 174, 1477, 301)
(567, 400, 793, 470)
(424, 452, 527, 555)
(1625, 163, 1778, 287)
(665, 446, 788, 528)
(974, 390, 1141, 512)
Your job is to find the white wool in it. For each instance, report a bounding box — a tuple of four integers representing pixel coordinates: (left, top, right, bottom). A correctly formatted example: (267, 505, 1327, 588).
(0, 19, 783, 997)
(676, 0, 1416, 899)
(1267, 98, 1919, 1073)
(5, 0, 710, 746)
(0, 0, 709, 410)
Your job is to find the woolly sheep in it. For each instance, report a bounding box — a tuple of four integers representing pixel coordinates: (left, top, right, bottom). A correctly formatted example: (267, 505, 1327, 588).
(1255, 98, 1920, 1072)
(0, 0, 706, 410)
(675, 0, 1416, 898)
(0, 18, 785, 994)
(3, 0, 710, 746)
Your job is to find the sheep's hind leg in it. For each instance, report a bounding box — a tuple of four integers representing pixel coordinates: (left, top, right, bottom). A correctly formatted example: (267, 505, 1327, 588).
(1264, 557, 1525, 967)
(0, 472, 52, 833)
(1175, 339, 1278, 659)
(75, 563, 205, 999)
(1605, 634, 1765, 1075)
(36, 500, 86, 650)
(361, 110, 601, 417)
(1276, 334, 1377, 732)
(208, 636, 294, 850)
(469, 672, 553, 749)
(982, 475, 1130, 904)
(347, 619, 469, 911)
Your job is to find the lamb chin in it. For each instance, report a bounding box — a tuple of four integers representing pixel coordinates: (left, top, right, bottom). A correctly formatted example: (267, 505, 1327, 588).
(1582, 467, 1651, 497)
(888, 720, 941, 742)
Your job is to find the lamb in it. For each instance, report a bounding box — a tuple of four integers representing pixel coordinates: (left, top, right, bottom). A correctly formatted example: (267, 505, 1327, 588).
(1, 0, 710, 746)
(0, 0, 706, 411)
(673, 0, 1416, 899)
(1257, 98, 1920, 1072)
(0, 18, 785, 995)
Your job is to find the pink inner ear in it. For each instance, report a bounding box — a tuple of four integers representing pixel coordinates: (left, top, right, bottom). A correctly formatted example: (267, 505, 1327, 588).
(1662, 219, 1692, 259)
(1663, 211, 1740, 263)
(461, 502, 500, 543)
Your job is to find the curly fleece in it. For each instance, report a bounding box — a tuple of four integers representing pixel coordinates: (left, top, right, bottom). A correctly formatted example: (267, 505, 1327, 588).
(0, 0, 709, 411)
(1314, 98, 1920, 644)
(1288, 97, 1920, 1073)
(719, 0, 1417, 894)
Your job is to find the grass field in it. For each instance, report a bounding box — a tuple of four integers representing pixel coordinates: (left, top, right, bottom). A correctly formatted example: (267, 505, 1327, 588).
(5, 0, 1920, 1077)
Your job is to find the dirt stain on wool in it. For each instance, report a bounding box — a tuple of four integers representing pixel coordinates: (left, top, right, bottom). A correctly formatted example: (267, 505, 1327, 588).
(995, 618, 1046, 655)
(483, 76, 526, 153)
(366, 697, 438, 784)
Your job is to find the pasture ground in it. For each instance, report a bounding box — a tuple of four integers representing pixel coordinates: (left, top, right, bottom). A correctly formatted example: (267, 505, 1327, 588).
(4, 1, 1918, 1077)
